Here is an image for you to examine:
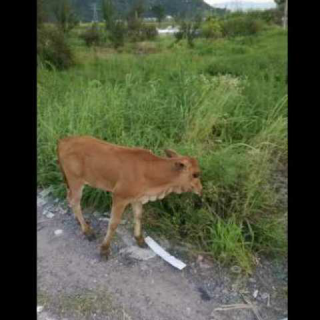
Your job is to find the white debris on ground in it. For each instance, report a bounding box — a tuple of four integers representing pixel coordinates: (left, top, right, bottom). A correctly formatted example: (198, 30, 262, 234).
(157, 26, 179, 35)
(46, 212, 55, 219)
(37, 306, 44, 313)
(54, 229, 63, 236)
(145, 236, 186, 270)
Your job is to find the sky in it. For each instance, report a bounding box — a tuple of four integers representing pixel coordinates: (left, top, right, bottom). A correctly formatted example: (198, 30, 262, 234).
(203, 0, 276, 4)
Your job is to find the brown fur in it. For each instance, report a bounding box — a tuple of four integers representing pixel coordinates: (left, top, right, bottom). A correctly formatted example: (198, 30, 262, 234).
(57, 136, 203, 258)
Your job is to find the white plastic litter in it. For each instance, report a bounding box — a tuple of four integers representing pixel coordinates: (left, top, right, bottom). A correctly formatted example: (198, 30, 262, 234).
(54, 229, 63, 236)
(37, 306, 44, 313)
(145, 236, 186, 270)
(46, 212, 55, 219)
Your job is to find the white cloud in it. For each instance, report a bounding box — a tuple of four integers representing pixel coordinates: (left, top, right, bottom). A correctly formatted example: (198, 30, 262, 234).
(203, 0, 277, 11)
(204, 0, 276, 4)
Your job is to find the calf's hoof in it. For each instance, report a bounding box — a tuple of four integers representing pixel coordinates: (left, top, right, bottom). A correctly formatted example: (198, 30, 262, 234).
(84, 228, 96, 241)
(100, 245, 110, 259)
(135, 236, 147, 248)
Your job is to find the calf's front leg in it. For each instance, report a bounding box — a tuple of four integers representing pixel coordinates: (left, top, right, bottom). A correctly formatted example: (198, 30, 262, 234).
(132, 202, 146, 247)
(100, 197, 128, 258)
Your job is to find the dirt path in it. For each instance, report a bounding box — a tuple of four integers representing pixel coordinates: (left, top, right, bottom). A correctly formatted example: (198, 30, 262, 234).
(37, 189, 287, 320)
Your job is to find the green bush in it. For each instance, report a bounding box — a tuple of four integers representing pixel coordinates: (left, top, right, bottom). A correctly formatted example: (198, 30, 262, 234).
(109, 21, 127, 49)
(247, 9, 283, 26)
(127, 20, 158, 42)
(37, 27, 75, 70)
(174, 20, 201, 48)
(80, 24, 102, 47)
(142, 24, 158, 41)
(222, 16, 264, 37)
(201, 18, 223, 39)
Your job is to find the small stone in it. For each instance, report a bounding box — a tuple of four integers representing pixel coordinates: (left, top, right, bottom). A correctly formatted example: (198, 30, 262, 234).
(199, 261, 212, 269)
(186, 307, 191, 315)
(197, 255, 204, 263)
(249, 277, 256, 283)
(37, 306, 44, 313)
(37, 198, 46, 207)
(231, 265, 242, 274)
(261, 292, 269, 299)
(54, 229, 63, 236)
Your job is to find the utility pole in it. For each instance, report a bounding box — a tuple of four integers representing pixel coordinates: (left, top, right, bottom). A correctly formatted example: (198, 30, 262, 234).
(283, 0, 288, 29)
(91, 2, 99, 23)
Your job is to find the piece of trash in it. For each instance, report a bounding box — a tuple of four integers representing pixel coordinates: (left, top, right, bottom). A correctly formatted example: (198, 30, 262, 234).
(99, 217, 109, 222)
(99, 217, 126, 224)
(46, 212, 55, 219)
(37, 198, 46, 207)
(253, 290, 259, 298)
(54, 229, 63, 236)
(145, 236, 186, 270)
(231, 265, 242, 274)
(37, 306, 44, 313)
(40, 187, 53, 198)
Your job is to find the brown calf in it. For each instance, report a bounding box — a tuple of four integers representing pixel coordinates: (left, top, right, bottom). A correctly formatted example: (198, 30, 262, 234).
(57, 136, 203, 258)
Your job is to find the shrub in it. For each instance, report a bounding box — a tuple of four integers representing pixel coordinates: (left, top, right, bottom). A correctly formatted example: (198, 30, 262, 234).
(175, 20, 201, 48)
(142, 24, 158, 41)
(201, 18, 223, 39)
(247, 9, 283, 26)
(221, 16, 264, 37)
(80, 24, 102, 47)
(37, 27, 74, 70)
(109, 21, 127, 48)
(127, 20, 158, 42)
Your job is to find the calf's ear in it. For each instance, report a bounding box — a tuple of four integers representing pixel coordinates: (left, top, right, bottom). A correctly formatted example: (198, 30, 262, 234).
(164, 149, 180, 158)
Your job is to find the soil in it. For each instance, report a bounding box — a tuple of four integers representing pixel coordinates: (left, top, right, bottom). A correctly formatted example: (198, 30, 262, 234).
(37, 188, 287, 320)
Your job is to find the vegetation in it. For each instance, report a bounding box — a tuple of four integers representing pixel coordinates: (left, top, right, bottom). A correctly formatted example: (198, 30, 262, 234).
(51, 0, 79, 33)
(151, 4, 166, 26)
(38, 2, 288, 273)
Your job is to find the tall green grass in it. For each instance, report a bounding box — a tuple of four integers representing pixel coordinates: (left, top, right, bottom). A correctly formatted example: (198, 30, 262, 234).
(38, 27, 287, 273)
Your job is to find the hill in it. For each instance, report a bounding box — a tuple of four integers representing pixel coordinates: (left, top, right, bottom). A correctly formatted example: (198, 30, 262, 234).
(68, 0, 218, 22)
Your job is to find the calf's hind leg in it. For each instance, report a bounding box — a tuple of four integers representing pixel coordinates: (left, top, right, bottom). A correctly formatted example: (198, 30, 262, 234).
(68, 181, 95, 240)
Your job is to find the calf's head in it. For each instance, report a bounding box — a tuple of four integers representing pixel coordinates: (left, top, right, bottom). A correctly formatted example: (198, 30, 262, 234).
(165, 149, 203, 196)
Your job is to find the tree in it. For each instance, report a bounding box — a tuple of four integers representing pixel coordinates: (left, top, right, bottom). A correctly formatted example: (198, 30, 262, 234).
(275, 0, 285, 8)
(101, 0, 115, 31)
(275, 0, 287, 29)
(151, 4, 166, 26)
(37, 0, 45, 26)
(127, 0, 145, 21)
(51, 0, 79, 33)
(175, 15, 202, 48)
